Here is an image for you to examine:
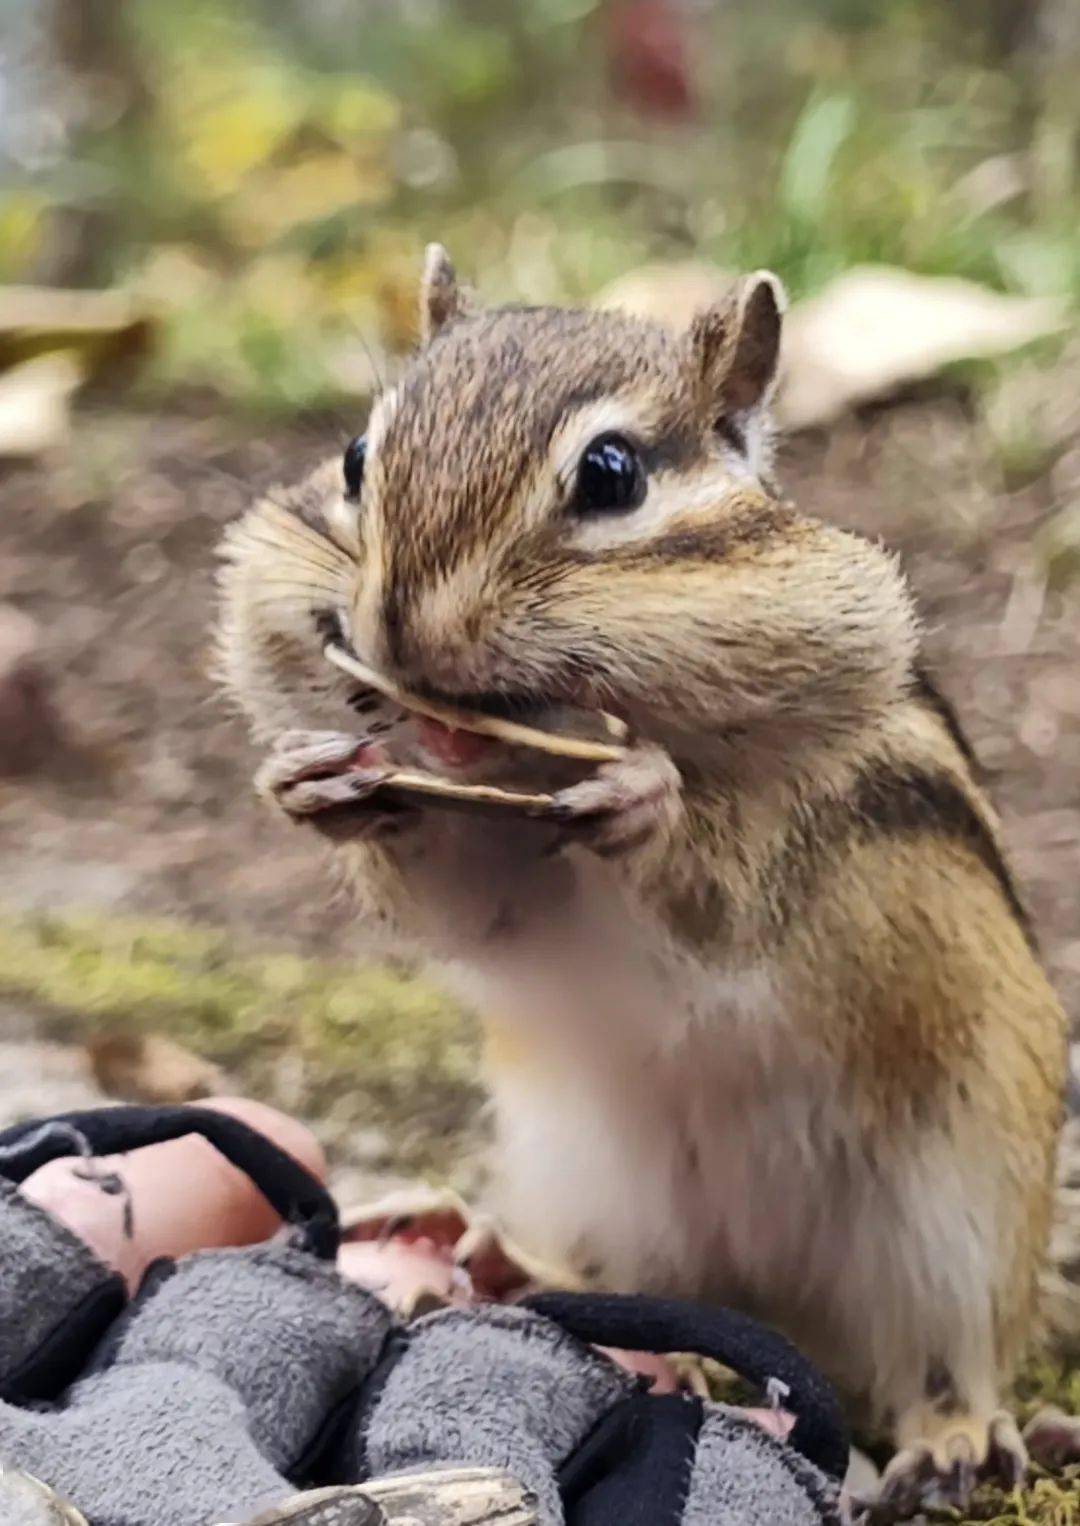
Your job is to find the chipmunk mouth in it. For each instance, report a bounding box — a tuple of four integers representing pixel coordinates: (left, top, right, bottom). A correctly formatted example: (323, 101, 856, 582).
(323, 640, 626, 780)
(409, 687, 558, 773)
(320, 611, 595, 728)
(320, 615, 556, 723)
(412, 684, 549, 724)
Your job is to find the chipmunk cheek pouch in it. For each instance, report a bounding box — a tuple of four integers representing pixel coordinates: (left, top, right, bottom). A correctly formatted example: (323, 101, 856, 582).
(0, 1106, 847, 1526)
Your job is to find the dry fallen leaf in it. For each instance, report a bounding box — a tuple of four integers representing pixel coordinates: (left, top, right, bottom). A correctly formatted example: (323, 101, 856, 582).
(593, 260, 1070, 433)
(0, 286, 152, 374)
(87, 1032, 224, 1105)
(593, 261, 734, 330)
(0, 351, 83, 457)
(776, 266, 1069, 431)
(0, 285, 154, 457)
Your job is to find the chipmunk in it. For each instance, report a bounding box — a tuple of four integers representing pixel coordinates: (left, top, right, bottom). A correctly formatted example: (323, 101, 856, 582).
(215, 246, 1071, 1514)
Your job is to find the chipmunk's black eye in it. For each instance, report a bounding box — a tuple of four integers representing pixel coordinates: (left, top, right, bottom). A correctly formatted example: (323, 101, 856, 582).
(573, 433, 646, 515)
(343, 435, 367, 500)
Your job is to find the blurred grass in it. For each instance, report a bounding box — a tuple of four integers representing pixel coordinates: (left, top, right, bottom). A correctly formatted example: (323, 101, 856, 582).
(0, 909, 480, 1173)
(1, 0, 1076, 408)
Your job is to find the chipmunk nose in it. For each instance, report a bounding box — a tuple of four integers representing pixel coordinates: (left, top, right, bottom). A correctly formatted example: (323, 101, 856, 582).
(374, 570, 497, 695)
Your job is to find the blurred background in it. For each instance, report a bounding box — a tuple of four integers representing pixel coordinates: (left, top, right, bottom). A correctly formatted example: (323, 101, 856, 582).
(3, 0, 1080, 401)
(0, 0, 1078, 1214)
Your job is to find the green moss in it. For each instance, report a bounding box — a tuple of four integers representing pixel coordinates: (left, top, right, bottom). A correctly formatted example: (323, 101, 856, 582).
(1015, 1361, 1080, 1428)
(0, 910, 481, 1172)
(948, 1474, 1080, 1524)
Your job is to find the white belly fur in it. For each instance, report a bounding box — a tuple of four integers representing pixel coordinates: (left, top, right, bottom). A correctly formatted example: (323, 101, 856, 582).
(400, 834, 995, 1418)
(430, 850, 850, 1335)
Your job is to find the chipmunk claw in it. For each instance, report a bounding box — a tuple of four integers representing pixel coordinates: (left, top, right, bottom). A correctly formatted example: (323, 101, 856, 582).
(255, 729, 413, 841)
(547, 742, 681, 858)
(337, 1185, 584, 1315)
(870, 1412, 1026, 1520)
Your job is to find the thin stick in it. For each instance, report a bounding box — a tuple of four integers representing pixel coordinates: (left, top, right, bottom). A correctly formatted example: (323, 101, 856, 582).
(324, 642, 626, 763)
(379, 768, 557, 815)
(379, 769, 552, 817)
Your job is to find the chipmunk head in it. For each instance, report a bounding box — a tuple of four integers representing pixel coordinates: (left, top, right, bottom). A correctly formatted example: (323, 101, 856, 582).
(344, 246, 787, 706)
(219, 246, 916, 765)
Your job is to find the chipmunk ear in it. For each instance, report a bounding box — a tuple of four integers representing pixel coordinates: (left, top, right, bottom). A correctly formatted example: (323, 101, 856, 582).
(419, 243, 476, 343)
(689, 271, 786, 418)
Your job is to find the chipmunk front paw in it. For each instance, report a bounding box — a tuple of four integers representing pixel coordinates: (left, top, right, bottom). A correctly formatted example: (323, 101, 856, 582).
(255, 729, 416, 842)
(548, 741, 682, 858)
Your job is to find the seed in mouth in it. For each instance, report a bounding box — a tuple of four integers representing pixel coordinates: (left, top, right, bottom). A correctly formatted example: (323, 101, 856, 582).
(323, 643, 626, 762)
(416, 717, 497, 769)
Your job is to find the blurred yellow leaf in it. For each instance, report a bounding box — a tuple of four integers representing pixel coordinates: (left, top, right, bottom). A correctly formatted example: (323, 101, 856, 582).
(0, 351, 83, 457)
(317, 237, 425, 351)
(0, 285, 153, 374)
(131, 246, 220, 311)
(0, 284, 154, 453)
(321, 80, 402, 141)
(0, 193, 47, 282)
(593, 261, 734, 329)
(375, 266, 424, 351)
(173, 67, 305, 197)
(227, 152, 391, 246)
(238, 252, 326, 323)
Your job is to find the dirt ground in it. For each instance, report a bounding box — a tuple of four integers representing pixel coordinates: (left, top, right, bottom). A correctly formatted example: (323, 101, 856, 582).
(0, 382, 1078, 1145)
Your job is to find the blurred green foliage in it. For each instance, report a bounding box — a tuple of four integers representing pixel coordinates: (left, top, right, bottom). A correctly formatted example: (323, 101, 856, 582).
(1, 0, 1076, 407)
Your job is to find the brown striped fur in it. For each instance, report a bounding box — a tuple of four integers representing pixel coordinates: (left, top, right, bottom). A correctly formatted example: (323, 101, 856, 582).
(215, 249, 1070, 1500)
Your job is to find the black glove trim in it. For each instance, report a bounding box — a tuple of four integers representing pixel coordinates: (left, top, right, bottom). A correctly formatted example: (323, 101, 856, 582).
(1, 1275, 127, 1406)
(524, 1291, 849, 1481)
(559, 1391, 705, 1526)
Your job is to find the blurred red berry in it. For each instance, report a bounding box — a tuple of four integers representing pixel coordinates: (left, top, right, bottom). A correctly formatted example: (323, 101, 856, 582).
(605, 0, 696, 122)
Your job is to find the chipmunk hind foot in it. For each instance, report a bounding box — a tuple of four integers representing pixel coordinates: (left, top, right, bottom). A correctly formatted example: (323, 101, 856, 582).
(870, 1409, 1025, 1520)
